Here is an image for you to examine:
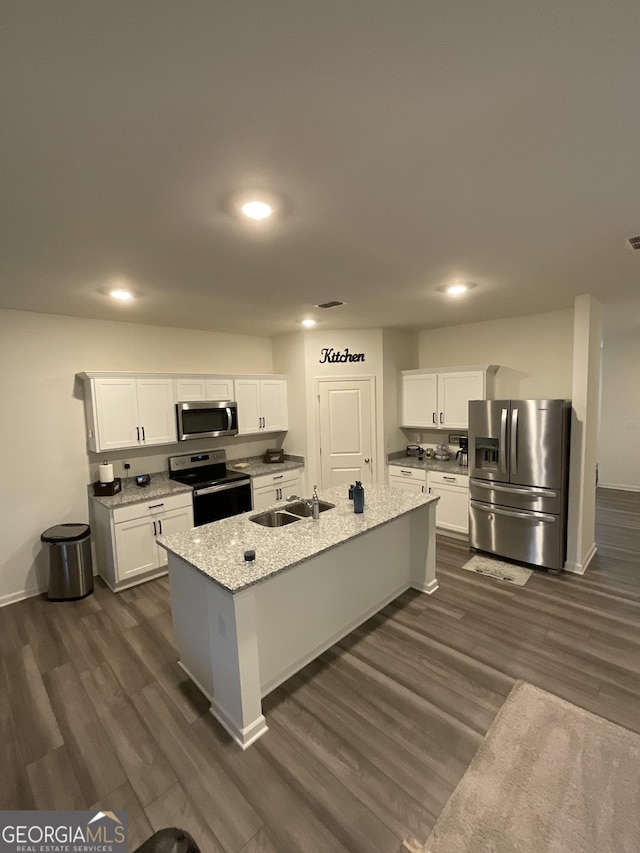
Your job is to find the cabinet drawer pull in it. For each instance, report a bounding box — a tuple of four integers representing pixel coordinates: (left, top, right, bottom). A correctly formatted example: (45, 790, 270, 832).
(273, 475, 284, 480)
(400, 470, 413, 475)
(443, 476, 456, 481)
(148, 503, 164, 510)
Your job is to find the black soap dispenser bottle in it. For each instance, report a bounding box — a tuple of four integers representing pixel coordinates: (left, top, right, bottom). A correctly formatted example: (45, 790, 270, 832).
(353, 480, 365, 514)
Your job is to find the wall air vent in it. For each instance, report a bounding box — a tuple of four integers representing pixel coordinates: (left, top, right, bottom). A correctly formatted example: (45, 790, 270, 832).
(314, 300, 345, 309)
(626, 235, 640, 250)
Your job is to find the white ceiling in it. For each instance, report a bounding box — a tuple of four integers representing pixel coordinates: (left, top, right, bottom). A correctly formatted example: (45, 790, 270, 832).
(1, 1, 639, 337)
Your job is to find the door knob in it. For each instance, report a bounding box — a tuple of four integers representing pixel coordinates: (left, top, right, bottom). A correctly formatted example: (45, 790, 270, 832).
(364, 458, 370, 463)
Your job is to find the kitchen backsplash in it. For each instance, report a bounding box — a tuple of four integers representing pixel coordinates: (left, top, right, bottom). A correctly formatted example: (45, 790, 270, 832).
(88, 434, 285, 481)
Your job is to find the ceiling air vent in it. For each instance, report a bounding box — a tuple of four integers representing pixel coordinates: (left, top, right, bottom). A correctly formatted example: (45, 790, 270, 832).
(626, 235, 640, 250)
(314, 300, 345, 309)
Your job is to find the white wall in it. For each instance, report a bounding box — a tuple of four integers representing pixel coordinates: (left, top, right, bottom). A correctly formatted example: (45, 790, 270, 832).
(566, 295, 602, 573)
(304, 329, 385, 489)
(418, 309, 575, 399)
(598, 331, 640, 490)
(382, 328, 418, 456)
(272, 332, 307, 458)
(0, 308, 274, 606)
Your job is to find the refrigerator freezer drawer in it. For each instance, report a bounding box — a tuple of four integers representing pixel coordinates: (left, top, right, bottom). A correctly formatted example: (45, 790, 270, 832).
(469, 499, 564, 570)
(469, 478, 563, 514)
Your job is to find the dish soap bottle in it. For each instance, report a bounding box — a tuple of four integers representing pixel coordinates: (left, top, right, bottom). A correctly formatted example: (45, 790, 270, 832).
(353, 481, 365, 514)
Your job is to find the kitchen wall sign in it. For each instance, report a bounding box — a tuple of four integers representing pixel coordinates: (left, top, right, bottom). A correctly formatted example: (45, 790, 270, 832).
(319, 347, 365, 364)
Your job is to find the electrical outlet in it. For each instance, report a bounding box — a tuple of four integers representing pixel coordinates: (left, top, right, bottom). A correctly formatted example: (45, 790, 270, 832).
(123, 461, 131, 470)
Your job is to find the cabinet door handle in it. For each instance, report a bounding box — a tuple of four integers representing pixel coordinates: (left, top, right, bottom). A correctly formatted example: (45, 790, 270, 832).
(158, 519, 162, 534)
(439, 412, 444, 424)
(421, 485, 425, 493)
(152, 520, 157, 535)
(432, 412, 436, 424)
(136, 426, 140, 441)
(141, 425, 145, 441)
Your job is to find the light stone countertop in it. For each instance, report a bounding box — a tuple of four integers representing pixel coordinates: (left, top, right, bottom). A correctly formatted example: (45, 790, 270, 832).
(226, 454, 305, 478)
(388, 455, 470, 476)
(89, 472, 192, 509)
(157, 483, 437, 594)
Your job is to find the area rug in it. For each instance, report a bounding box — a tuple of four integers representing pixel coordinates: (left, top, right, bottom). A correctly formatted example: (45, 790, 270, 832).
(423, 681, 640, 853)
(462, 554, 533, 586)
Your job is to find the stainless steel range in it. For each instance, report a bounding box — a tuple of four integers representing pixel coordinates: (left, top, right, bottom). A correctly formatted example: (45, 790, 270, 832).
(168, 449, 252, 527)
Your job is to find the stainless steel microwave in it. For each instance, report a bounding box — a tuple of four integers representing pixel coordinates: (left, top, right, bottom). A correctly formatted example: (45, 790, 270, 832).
(176, 400, 239, 441)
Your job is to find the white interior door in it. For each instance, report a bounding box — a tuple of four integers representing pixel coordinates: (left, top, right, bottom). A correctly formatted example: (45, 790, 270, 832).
(318, 379, 374, 488)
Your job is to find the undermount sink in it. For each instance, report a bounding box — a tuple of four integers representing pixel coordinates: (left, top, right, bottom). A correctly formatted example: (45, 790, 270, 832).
(284, 500, 336, 518)
(249, 510, 300, 528)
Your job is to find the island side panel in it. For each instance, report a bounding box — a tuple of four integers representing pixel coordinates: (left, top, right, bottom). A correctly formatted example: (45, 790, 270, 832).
(167, 554, 214, 699)
(409, 500, 439, 594)
(254, 515, 412, 696)
(205, 584, 268, 749)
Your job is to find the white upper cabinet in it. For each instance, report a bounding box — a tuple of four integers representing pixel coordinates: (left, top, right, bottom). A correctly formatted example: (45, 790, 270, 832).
(174, 377, 235, 401)
(400, 366, 497, 430)
(87, 375, 175, 451)
(236, 378, 288, 435)
(81, 372, 287, 451)
(437, 372, 484, 429)
(136, 378, 177, 445)
(401, 374, 438, 428)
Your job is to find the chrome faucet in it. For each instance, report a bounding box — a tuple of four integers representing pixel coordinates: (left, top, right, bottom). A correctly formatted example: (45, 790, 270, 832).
(286, 485, 320, 520)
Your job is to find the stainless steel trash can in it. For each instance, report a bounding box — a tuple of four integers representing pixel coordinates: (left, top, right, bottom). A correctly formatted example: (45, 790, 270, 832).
(41, 523, 93, 600)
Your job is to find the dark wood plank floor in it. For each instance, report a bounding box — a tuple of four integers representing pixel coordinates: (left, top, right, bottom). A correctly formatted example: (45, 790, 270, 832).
(1, 488, 638, 852)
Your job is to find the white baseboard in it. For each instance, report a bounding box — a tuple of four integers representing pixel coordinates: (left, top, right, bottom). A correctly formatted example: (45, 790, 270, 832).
(598, 483, 640, 493)
(563, 541, 597, 575)
(0, 582, 48, 609)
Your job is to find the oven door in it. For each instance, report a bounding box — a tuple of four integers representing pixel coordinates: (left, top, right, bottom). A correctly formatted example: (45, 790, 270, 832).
(192, 481, 252, 526)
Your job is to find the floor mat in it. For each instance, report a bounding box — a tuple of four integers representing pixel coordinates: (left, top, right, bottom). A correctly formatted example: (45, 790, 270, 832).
(462, 554, 533, 586)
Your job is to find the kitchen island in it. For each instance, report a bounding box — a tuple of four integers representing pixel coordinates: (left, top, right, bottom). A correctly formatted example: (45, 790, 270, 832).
(157, 483, 439, 748)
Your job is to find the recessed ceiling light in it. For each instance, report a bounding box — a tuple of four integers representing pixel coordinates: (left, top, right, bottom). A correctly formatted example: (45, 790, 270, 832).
(447, 283, 468, 296)
(437, 282, 477, 297)
(110, 289, 134, 302)
(240, 200, 273, 220)
(302, 318, 316, 327)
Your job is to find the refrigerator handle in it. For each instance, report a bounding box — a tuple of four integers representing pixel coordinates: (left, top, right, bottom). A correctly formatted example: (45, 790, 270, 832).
(499, 407, 508, 476)
(511, 407, 519, 475)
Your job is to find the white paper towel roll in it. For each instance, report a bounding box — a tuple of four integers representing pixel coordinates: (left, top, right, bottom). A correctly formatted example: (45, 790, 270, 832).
(99, 462, 114, 484)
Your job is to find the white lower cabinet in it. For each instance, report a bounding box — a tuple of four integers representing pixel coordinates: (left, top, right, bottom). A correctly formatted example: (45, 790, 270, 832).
(427, 471, 469, 534)
(93, 492, 194, 591)
(251, 469, 304, 511)
(388, 466, 427, 495)
(388, 466, 469, 534)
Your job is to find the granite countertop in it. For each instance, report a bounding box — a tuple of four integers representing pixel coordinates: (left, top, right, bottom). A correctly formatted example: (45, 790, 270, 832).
(226, 454, 305, 478)
(157, 483, 436, 594)
(388, 454, 470, 477)
(89, 472, 192, 509)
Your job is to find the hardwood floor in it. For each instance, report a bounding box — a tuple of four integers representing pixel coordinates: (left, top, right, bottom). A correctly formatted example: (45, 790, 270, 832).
(1, 487, 638, 851)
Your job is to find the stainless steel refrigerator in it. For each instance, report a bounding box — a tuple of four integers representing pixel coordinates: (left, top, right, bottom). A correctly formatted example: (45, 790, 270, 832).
(468, 399, 571, 572)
